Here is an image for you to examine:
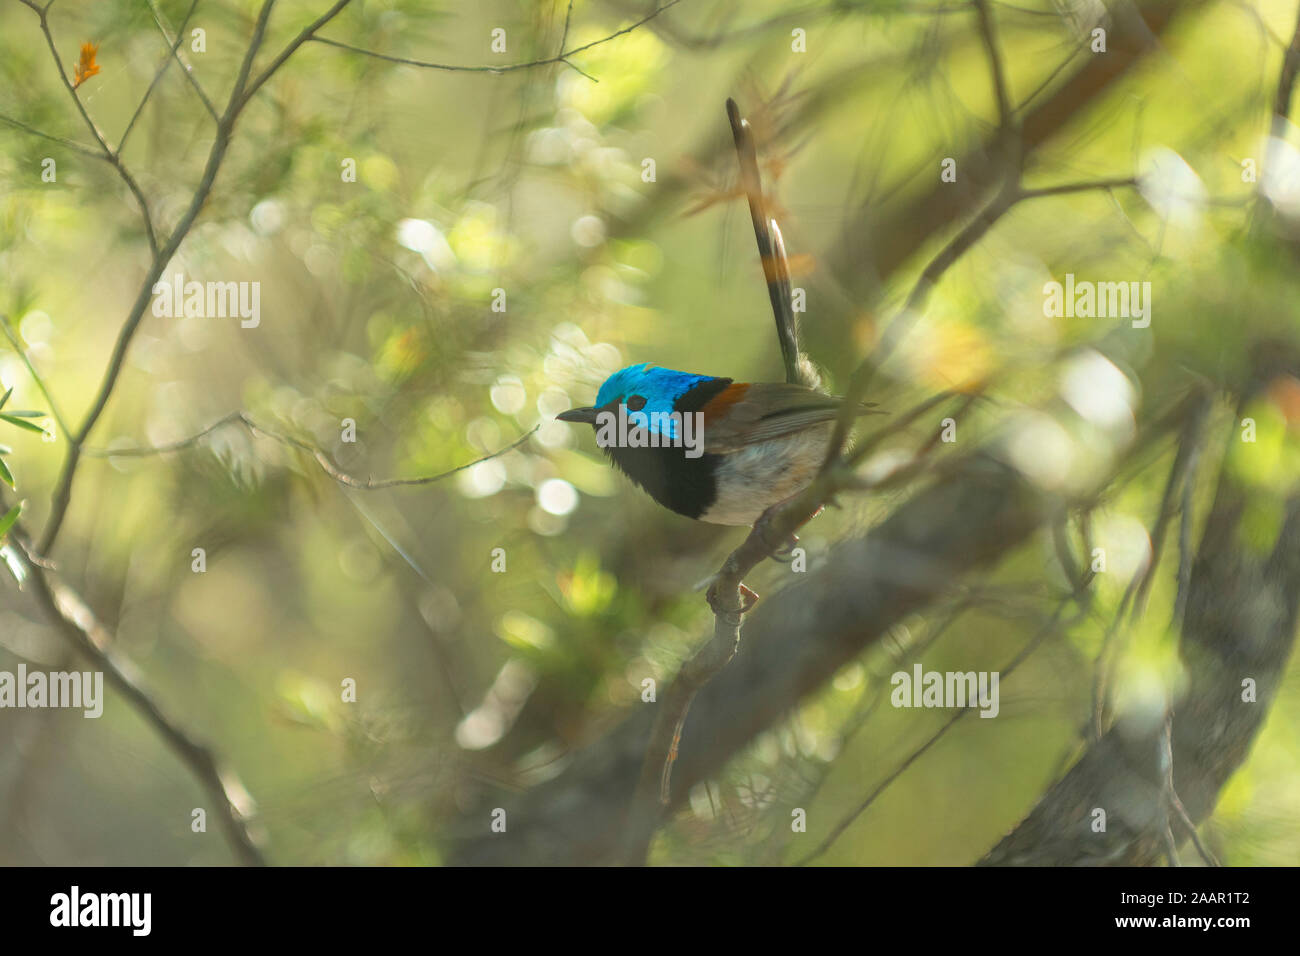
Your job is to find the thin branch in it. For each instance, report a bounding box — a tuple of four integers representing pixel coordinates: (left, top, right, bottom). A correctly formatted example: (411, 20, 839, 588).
(307, 0, 683, 80)
(795, 582, 1091, 866)
(146, 0, 219, 122)
(615, 0, 1058, 52)
(226, 0, 279, 111)
(20, 0, 160, 256)
(555, 3, 596, 84)
(843, 389, 965, 466)
(1018, 176, 1139, 199)
(1160, 710, 1220, 866)
(239, 0, 355, 106)
(83, 412, 539, 490)
(1273, 0, 1300, 124)
(119, 0, 205, 152)
(3, 525, 266, 865)
(559, 0, 575, 51)
(972, 0, 1015, 134)
(39, 0, 354, 553)
(821, 181, 1015, 468)
(0, 112, 100, 157)
(824, 171, 1141, 472)
(0, 313, 70, 439)
(1091, 390, 1210, 738)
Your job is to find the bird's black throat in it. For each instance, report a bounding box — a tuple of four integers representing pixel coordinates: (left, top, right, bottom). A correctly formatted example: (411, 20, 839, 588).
(601, 444, 720, 519)
(596, 376, 733, 520)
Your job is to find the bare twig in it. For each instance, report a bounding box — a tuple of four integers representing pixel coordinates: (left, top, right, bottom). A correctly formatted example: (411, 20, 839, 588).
(307, 0, 683, 81)
(823, 170, 1138, 472)
(18, 1, 160, 256)
(119, 0, 206, 151)
(1092, 390, 1210, 738)
(83, 412, 539, 490)
(1159, 710, 1220, 866)
(0, 112, 100, 157)
(146, 0, 219, 122)
(239, 0, 356, 105)
(795, 580, 1092, 866)
(38, 0, 358, 554)
(3, 526, 266, 865)
(1273, 1, 1300, 124)
(972, 0, 1015, 135)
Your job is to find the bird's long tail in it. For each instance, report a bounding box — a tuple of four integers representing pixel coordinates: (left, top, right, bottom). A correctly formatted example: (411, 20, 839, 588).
(726, 98, 818, 390)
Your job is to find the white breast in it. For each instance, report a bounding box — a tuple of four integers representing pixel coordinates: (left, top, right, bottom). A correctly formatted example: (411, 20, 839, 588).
(698, 424, 833, 526)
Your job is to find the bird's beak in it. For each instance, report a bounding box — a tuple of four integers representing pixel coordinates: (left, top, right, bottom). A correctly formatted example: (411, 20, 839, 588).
(557, 406, 598, 425)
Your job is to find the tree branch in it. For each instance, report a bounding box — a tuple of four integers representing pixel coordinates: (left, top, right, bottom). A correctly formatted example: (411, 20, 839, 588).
(824, 0, 1206, 303)
(1273, 0, 1300, 125)
(20, 0, 160, 256)
(0, 112, 100, 157)
(145, 0, 219, 122)
(118, 0, 206, 152)
(3, 527, 266, 865)
(796, 579, 1092, 866)
(306, 0, 682, 80)
(239, 0, 355, 106)
(38, 0, 355, 554)
(983, 357, 1300, 865)
(83, 412, 539, 491)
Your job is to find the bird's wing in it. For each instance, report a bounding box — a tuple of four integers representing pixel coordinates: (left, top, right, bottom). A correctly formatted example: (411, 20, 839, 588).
(700, 383, 881, 453)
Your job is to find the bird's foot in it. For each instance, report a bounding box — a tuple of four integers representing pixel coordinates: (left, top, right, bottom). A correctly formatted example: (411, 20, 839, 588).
(769, 535, 800, 563)
(754, 500, 822, 557)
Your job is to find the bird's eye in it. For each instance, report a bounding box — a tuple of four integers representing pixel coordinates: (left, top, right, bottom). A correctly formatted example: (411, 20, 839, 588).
(627, 395, 647, 411)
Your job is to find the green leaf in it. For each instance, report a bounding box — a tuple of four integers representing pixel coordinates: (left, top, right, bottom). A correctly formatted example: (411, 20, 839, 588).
(2, 410, 44, 417)
(0, 387, 11, 411)
(0, 456, 12, 489)
(0, 414, 46, 434)
(0, 503, 20, 540)
(0, 544, 24, 586)
(0, 444, 11, 454)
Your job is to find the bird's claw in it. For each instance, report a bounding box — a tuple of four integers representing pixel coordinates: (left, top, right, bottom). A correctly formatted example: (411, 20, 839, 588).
(738, 583, 759, 612)
(754, 503, 818, 557)
(769, 534, 800, 562)
(707, 581, 759, 616)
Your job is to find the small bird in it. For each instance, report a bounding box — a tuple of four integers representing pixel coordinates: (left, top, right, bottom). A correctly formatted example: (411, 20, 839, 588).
(558, 363, 881, 526)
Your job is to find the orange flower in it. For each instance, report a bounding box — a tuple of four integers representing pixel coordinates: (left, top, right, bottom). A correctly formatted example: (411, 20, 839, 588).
(72, 42, 100, 89)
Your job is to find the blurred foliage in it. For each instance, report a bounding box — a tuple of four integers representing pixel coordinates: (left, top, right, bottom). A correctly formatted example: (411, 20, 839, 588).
(0, 0, 1298, 866)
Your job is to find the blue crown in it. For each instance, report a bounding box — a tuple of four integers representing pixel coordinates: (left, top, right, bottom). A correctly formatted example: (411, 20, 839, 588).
(593, 364, 717, 439)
